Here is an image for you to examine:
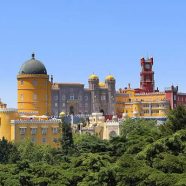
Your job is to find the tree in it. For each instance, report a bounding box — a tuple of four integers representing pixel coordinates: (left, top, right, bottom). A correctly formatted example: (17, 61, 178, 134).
(164, 105, 186, 133)
(0, 137, 20, 163)
(119, 119, 162, 155)
(59, 115, 74, 155)
(73, 133, 110, 153)
(17, 140, 56, 164)
(152, 153, 185, 173)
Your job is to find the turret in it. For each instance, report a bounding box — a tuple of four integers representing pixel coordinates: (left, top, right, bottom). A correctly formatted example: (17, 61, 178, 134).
(105, 75, 116, 115)
(17, 53, 51, 115)
(140, 57, 155, 92)
(88, 74, 99, 90)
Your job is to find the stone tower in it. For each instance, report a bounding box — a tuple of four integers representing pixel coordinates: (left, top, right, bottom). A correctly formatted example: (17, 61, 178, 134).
(88, 74, 99, 113)
(105, 75, 116, 115)
(140, 57, 155, 92)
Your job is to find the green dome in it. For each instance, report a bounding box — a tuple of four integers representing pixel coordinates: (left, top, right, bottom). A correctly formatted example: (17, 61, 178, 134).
(19, 53, 47, 75)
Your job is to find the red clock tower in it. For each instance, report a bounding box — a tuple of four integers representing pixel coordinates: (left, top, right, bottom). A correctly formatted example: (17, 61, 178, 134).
(140, 57, 155, 92)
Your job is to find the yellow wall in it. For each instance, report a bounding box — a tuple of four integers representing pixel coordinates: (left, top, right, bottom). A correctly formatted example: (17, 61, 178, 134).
(116, 88, 169, 118)
(11, 120, 60, 148)
(0, 109, 61, 147)
(0, 109, 19, 141)
(17, 74, 51, 116)
(115, 93, 130, 115)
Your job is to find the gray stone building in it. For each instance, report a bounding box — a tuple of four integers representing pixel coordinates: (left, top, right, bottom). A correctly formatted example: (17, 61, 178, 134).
(51, 74, 116, 116)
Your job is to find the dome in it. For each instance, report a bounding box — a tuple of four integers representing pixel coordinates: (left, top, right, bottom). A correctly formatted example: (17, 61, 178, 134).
(99, 82, 105, 88)
(59, 112, 65, 117)
(89, 74, 99, 80)
(122, 113, 128, 118)
(19, 53, 47, 75)
(105, 75, 115, 81)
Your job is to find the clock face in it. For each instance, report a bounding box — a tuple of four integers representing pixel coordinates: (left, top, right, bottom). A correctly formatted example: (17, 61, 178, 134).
(145, 64, 151, 69)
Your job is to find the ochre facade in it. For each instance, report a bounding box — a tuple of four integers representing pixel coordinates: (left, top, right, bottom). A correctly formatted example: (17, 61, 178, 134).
(17, 74, 51, 116)
(0, 109, 19, 141)
(11, 118, 60, 148)
(116, 87, 169, 119)
(0, 54, 58, 147)
(115, 58, 169, 119)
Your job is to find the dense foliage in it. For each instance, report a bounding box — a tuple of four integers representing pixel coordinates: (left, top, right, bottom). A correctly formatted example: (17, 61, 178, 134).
(0, 105, 186, 185)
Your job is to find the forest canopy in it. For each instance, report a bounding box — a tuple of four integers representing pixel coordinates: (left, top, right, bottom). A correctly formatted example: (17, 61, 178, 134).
(0, 105, 186, 186)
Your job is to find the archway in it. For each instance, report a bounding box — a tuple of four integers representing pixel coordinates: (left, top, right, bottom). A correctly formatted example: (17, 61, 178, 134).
(69, 106, 74, 115)
(100, 109, 104, 115)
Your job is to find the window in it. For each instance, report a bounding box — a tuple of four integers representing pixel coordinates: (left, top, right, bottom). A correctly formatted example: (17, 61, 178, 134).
(62, 103, 65, 107)
(54, 95, 58, 101)
(101, 95, 106, 101)
(31, 128, 37, 135)
(174, 95, 177, 101)
(85, 96, 88, 101)
(41, 128, 47, 135)
(53, 138, 58, 143)
(33, 102, 37, 108)
(32, 80, 37, 86)
(33, 94, 37, 101)
(144, 110, 149, 114)
(143, 104, 148, 108)
(62, 95, 66, 100)
(55, 103, 58, 107)
(78, 96, 82, 100)
(42, 137, 46, 143)
(20, 103, 24, 109)
(52, 127, 58, 134)
(85, 103, 88, 107)
(31, 137, 36, 143)
(20, 94, 24, 101)
(152, 110, 159, 114)
(146, 75, 150, 80)
(20, 128, 26, 135)
(70, 95, 74, 100)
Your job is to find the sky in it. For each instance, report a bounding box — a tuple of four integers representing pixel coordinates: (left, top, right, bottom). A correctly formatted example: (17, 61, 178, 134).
(0, 0, 186, 108)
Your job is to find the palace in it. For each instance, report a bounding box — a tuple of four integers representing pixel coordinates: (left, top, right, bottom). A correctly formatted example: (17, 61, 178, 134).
(0, 54, 186, 146)
(51, 74, 115, 116)
(115, 58, 186, 120)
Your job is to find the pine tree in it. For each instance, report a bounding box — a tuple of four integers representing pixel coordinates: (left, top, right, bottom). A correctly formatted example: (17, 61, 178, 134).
(59, 115, 74, 155)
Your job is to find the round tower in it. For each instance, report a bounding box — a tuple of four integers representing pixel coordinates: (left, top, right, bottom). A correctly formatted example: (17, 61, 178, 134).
(105, 75, 116, 91)
(17, 53, 51, 116)
(88, 74, 99, 113)
(88, 74, 99, 90)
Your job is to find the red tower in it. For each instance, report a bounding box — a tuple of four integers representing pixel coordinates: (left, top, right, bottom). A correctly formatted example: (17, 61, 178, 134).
(140, 57, 155, 92)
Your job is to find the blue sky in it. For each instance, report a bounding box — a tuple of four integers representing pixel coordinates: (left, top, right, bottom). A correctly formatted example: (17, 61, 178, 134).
(0, 0, 186, 107)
